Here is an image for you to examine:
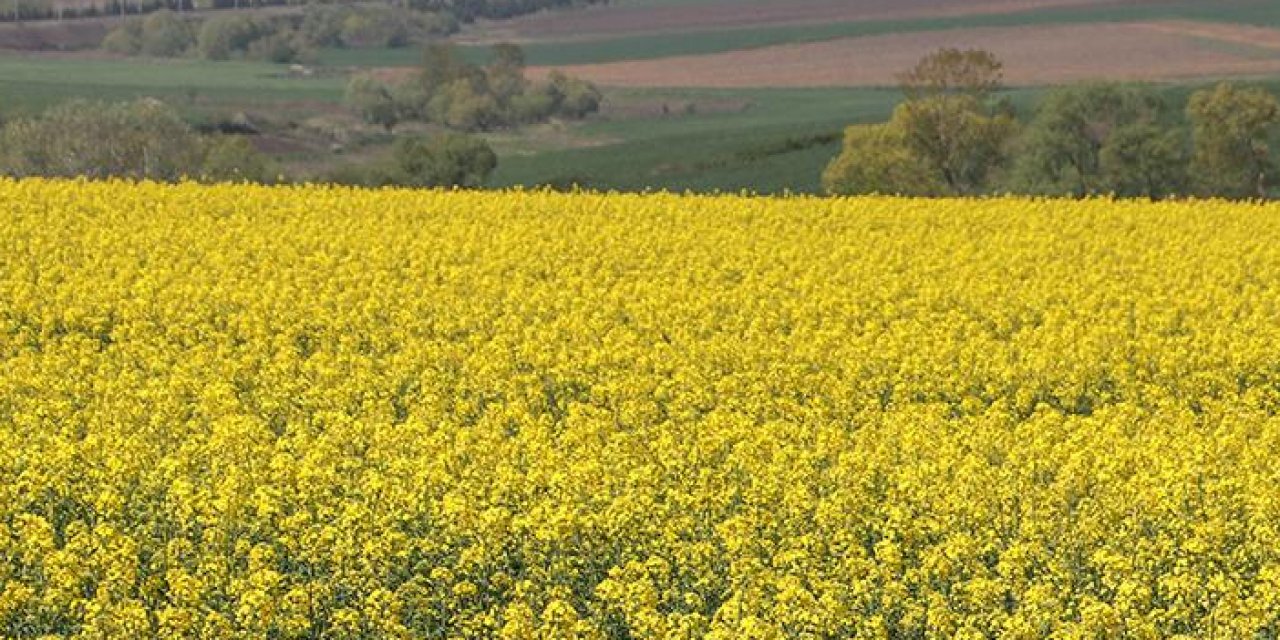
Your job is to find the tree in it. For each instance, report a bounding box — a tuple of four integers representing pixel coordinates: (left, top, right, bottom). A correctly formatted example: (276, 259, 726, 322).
(345, 73, 400, 131)
(547, 71, 602, 119)
(200, 135, 275, 183)
(196, 14, 264, 60)
(431, 78, 502, 131)
(138, 10, 194, 57)
(898, 47, 1004, 100)
(347, 42, 599, 131)
(246, 30, 303, 64)
(487, 42, 529, 106)
(1010, 84, 1185, 198)
(825, 48, 1015, 196)
(1, 98, 273, 182)
(893, 94, 1017, 195)
(822, 123, 941, 196)
(420, 43, 480, 96)
(1097, 123, 1188, 199)
(391, 132, 496, 187)
(339, 5, 410, 48)
(1187, 82, 1280, 199)
(1, 98, 202, 180)
(102, 19, 144, 54)
(822, 97, 1014, 196)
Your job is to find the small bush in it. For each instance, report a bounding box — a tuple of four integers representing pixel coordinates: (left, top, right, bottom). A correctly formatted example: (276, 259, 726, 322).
(391, 132, 496, 187)
(139, 10, 196, 57)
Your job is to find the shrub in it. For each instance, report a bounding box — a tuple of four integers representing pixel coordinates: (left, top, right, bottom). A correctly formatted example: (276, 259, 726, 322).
(200, 135, 275, 183)
(547, 71, 602, 119)
(0, 98, 203, 180)
(345, 73, 400, 131)
(391, 132, 496, 187)
(0, 98, 273, 183)
(138, 10, 196, 57)
(339, 6, 410, 48)
(101, 19, 144, 55)
(246, 30, 303, 63)
(196, 15, 265, 60)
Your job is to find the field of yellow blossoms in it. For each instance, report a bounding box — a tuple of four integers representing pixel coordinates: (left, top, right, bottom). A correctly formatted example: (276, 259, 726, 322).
(3, 179, 1280, 639)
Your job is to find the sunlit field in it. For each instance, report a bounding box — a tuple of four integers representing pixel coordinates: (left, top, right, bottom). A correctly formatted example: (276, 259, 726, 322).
(3, 180, 1280, 638)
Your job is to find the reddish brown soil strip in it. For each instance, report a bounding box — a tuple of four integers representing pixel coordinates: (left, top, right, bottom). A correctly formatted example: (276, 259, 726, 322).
(526, 22, 1280, 88)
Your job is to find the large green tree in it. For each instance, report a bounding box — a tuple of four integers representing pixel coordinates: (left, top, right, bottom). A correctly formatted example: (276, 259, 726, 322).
(825, 48, 1016, 196)
(897, 47, 1004, 100)
(1010, 84, 1187, 199)
(1187, 83, 1280, 199)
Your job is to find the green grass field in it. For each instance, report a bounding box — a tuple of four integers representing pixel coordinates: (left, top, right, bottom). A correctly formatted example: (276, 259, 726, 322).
(491, 87, 905, 193)
(0, 55, 344, 116)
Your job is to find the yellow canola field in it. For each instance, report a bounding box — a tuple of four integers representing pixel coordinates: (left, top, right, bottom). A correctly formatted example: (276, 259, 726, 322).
(2, 179, 1280, 639)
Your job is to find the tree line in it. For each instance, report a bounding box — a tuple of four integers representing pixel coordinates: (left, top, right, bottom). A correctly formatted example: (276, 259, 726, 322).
(330, 43, 599, 186)
(344, 43, 601, 133)
(823, 49, 1280, 200)
(102, 4, 458, 63)
(0, 96, 502, 188)
(5, 0, 608, 27)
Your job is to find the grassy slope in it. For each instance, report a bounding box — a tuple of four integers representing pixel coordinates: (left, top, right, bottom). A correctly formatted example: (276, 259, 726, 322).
(491, 87, 902, 193)
(0, 55, 344, 116)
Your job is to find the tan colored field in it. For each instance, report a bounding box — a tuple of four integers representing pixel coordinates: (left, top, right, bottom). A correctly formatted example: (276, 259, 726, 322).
(527, 21, 1280, 88)
(1138, 19, 1280, 51)
(468, 0, 1157, 42)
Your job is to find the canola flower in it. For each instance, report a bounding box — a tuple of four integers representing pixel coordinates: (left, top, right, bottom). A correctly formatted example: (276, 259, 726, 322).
(2, 179, 1280, 639)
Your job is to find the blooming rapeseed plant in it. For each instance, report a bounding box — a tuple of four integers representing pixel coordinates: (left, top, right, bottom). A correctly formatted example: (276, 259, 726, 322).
(2, 179, 1280, 637)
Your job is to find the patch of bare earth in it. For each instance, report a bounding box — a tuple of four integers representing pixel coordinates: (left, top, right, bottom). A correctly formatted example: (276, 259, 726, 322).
(527, 22, 1280, 88)
(465, 0, 1160, 42)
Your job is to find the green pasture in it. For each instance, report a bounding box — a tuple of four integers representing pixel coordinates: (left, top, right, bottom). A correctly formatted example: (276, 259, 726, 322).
(489, 87, 904, 193)
(0, 55, 344, 116)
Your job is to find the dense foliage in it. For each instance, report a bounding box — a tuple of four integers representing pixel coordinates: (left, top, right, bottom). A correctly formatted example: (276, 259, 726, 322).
(825, 49, 1280, 200)
(102, 6, 457, 62)
(0, 99, 272, 182)
(346, 44, 602, 132)
(3, 182, 1280, 638)
(10, 0, 606, 26)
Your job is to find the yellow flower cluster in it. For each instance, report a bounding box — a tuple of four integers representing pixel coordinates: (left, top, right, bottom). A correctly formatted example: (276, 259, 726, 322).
(3, 179, 1280, 638)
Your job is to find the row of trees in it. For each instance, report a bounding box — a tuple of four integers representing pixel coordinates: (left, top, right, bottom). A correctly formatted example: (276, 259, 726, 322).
(103, 5, 456, 62)
(0, 97, 501, 188)
(345, 43, 601, 132)
(823, 49, 1280, 200)
(7, 0, 609, 24)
